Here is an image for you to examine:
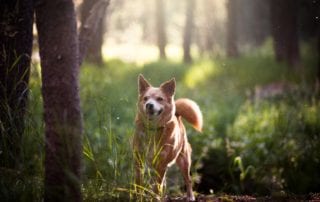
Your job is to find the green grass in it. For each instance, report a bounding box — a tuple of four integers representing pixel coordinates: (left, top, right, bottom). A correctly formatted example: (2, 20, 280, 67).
(2, 51, 319, 200)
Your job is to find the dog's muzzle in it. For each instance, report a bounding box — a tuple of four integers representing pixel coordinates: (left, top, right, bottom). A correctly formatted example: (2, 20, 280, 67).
(145, 103, 163, 117)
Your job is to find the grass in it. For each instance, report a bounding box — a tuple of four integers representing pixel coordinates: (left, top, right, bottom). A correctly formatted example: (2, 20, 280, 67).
(1, 49, 319, 200)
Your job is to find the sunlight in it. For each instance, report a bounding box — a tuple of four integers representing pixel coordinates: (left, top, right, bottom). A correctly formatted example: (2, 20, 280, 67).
(184, 60, 218, 88)
(103, 42, 157, 65)
(102, 42, 185, 65)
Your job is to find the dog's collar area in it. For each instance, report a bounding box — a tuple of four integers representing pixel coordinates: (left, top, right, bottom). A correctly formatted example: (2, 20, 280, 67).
(144, 125, 164, 132)
(143, 119, 175, 132)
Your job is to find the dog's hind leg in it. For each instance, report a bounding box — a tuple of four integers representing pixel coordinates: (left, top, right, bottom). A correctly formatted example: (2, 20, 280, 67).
(176, 149, 195, 201)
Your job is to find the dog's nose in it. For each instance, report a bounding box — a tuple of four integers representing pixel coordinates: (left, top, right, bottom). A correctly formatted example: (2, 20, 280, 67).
(146, 103, 154, 110)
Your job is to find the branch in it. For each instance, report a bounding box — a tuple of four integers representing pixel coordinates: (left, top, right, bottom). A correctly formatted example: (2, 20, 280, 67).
(78, 0, 110, 65)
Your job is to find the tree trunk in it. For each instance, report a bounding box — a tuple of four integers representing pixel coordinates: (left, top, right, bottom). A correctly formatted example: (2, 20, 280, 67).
(0, 0, 34, 169)
(78, 0, 110, 66)
(270, 0, 300, 68)
(156, 0, 167, 59)
(270, 0, 285, 62)
(203, 0, 215, 54)
(35, 0, 83, 201)
(80, 0, 105, 65)
(251, 0, 270, 47)
(236, 0, 270, 48)
(317, 24, 320, 89)
(183, 0, 195, 63)
(226, 0, 239, 58)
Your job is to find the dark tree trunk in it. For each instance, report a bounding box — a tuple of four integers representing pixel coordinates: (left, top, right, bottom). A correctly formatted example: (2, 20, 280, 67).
(35, 0, 83, 201)
(236, 0, 270, 48)
(80, 0, 105, 65)
(270, 0, 285, 61)
(183, 0, 195, 63)
(0, 0, 34, 169)
(317, 24, 320, 88)
(251, 1, 270, 47)
(270, 0, 300, 68)
(226, 0, 239, 58)
(317, 4, 320, 87)
(156, 0, 167, 59)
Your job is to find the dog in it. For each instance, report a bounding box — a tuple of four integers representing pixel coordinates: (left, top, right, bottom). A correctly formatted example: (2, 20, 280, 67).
(133, 74, 203, 201)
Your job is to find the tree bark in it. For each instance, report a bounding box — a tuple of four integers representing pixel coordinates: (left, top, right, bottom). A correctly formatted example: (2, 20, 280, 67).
(270, 0, 300, 68)
(156, 0, 167, 59)
(226, 0, 239, 58)
(183, 0, 195, 63)
(80, 0, 106, 65)
(0, 0, 34, 169)
(317, 2, 320, 85)
(35, 0, 83, 201)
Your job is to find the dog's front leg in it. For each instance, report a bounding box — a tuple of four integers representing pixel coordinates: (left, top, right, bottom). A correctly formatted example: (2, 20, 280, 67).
(152, 148, 170, 201)
(153, 164, 167, 201)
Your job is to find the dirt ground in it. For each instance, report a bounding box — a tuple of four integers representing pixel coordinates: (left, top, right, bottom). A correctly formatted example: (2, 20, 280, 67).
(166, 193, 320, 202)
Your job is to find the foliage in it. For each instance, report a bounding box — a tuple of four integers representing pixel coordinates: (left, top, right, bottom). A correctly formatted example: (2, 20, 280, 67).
(227, 96, 320, 194)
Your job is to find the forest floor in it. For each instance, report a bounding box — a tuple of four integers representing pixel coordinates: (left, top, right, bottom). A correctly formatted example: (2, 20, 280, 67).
(166, 193, 320, 202)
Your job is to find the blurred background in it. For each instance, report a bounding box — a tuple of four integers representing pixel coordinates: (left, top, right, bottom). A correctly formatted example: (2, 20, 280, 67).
(72, 0, 319, 65)
(7, 0, 320, 200)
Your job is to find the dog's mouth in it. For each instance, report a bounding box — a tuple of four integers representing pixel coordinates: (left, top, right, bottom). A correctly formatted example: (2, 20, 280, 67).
(146, 108, 163, 119)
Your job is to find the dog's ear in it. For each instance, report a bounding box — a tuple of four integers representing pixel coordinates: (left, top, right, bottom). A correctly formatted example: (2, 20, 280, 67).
(160, 78, 175, 97)
(138, 74, 151, 94)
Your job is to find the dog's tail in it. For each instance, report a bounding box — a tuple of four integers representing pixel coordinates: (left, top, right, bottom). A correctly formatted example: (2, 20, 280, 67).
(175, 98, 203, 132)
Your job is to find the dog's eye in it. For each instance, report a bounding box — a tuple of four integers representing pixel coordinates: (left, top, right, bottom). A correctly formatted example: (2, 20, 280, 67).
(156, 97, 164, 102)
(143, 96, 149, 101)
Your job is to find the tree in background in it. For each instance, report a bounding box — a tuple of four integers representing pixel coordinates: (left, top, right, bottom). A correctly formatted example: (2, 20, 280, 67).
(270, 0, 300, 68)
(318, 28, 320, 86)
(226, 0, 239, 57)
(0, 0, 34, 169)
(201, 0, 215, 55)
(80, 0, 107, 65)
(156, 0, 167, 59)
(236, 0, 270, 48)
(195, 0, 227, 57)
(249, 1, 270, 47)
(183, 0, 195, 63)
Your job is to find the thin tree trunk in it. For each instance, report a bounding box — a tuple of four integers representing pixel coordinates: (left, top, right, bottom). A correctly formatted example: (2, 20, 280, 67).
(156, 0, 167, 59)
(317, 24, 320, 89)
(80, 0, 105, 65)
(203, 0, 215, 54)
(251, 1, 270, 47)
(270, 0, 300, 68)
(78, 0, 110, 66)
(270, 0, 285, 61)
(183, 0, 195, 63)
(35, 0, 83, 201)
(0, 0, 34, 169)
(226, 0, 239, 58)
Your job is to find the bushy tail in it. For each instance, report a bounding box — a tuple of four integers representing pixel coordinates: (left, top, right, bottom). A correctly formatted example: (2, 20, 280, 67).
(175, 98, 203, 132)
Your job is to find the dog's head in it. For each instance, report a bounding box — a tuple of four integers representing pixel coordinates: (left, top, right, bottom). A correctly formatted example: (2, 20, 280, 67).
(137, 74, 176, 127)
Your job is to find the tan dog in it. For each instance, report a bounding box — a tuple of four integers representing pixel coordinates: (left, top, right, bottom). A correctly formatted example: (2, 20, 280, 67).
(133, 74, 203, 201)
